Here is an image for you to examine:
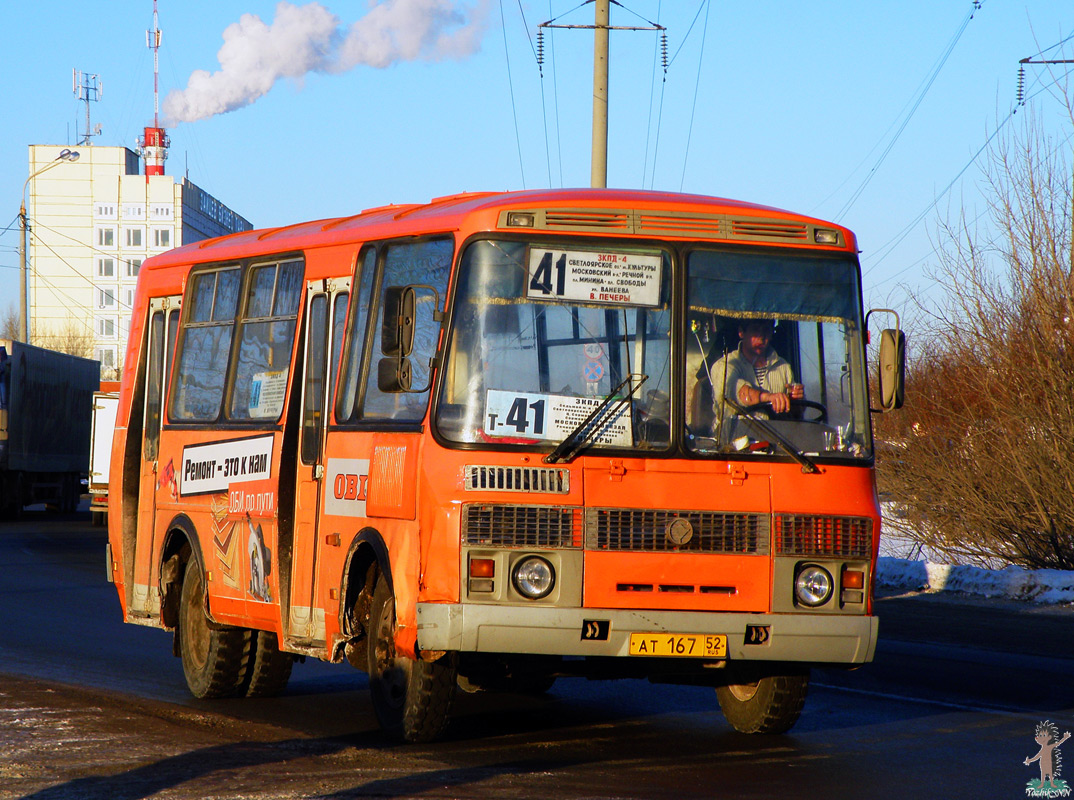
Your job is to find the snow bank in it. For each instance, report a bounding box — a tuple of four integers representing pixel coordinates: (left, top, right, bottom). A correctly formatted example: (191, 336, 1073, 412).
(877, 557, 1074, 605)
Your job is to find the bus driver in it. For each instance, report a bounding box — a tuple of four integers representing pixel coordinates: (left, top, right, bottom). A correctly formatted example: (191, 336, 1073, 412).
(710, 318, 803, 436)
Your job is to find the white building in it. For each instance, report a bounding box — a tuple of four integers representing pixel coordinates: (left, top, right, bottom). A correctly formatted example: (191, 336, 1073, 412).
(24, 144, 252, 378)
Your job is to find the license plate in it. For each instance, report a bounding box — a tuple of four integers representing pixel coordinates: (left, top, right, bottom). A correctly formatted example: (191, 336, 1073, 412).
(629, 633, 727, 658)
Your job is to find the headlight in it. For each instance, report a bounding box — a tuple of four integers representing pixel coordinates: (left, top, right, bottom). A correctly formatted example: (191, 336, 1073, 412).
(794, 565, 833, 607)
(512, 556, 555, 599)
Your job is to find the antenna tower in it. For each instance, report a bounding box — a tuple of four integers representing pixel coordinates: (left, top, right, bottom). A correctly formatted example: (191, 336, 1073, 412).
(72, 70, 103, 146)
(139, 0, 170, 177)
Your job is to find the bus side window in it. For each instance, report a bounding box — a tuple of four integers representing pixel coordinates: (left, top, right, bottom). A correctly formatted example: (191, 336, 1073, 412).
(171, 267, 241, 421)
(361, 239, 451, 423)
(144, 311, 165, 460)
(229, 259, 304, 421)
(329, 291, 348, 415)
(165, 306, 179, 405)
(301, 294, 329, 463)
(337, 248, 378, 422)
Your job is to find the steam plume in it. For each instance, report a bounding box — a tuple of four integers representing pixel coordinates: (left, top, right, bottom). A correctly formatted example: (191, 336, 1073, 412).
(164, 1, 489, 124)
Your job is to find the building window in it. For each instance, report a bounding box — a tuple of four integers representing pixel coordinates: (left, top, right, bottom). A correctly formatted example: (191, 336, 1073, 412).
(96, 257, 115, 278)
(95, 347, 116, 370)
(123, 288, 135, 308)
(97, 317, 116, 338)
(96, 288, 116, 309)
(124, 227, 143, 248)
(96, 227, 116, 248)
(152, 228, 171, 249)
(150, 205, 173, 220)
(95, 204, 117, 220)
(125, 258, 143, 278)
(122, 204, 146, 220)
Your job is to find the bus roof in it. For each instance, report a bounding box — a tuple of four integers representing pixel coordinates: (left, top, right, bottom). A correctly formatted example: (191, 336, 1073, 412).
(147, 188, 857, 270)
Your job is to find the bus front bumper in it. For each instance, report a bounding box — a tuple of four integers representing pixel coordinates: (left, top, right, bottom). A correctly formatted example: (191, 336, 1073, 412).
(415, 603, 878, 665)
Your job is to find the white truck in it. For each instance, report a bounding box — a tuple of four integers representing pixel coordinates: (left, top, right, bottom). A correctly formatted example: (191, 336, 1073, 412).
(89, 390, 119, 525)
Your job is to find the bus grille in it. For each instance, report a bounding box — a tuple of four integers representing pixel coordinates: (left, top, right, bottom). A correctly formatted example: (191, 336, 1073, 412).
(498, 207, 825, 245)
(586, 509, 770, 555)
(731, 219, 809, 240)
(774, 514, 873, 558)
(464, 465, 570, 494)
(545, 209, 633, 231)
(462, 504, 582, 548)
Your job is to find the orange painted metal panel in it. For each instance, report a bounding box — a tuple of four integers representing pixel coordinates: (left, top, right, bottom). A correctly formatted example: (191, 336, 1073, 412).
(583, 551, 771, 612)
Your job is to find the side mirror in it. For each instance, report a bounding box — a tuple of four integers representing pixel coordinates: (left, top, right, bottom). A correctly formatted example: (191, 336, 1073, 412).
(377, 284, 442, 394)
(866, 308, 906, 412)
(878, 328, 906, 411)
(377, 355, 412, 392)
(381, 286, 415, 358)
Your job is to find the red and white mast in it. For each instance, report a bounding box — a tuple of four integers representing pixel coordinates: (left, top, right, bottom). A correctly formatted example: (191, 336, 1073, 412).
(141, 0, 169, 177)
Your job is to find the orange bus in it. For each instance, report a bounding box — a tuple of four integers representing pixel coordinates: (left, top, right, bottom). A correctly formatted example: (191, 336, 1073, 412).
(107, 188, 904, 742)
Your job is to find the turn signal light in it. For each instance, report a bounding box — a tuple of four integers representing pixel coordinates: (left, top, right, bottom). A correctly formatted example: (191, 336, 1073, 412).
(470, 558, 495, 578)
(842, 568, 865, 590)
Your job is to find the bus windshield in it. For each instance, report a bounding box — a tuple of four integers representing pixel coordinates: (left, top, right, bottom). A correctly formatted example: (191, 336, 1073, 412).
(436, 239, 673, 452)
(685, 248, 872, 460)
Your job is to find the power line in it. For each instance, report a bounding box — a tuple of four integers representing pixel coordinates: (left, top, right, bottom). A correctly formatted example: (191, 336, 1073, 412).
(500, 0, 527, 188)
(667, 1, 707, 68)
(641, 0, 664, 188)
(679, 0, 710, 192)
(834, 1, 984, 224)
(864, 46, 1074, 287)
(862, 106, 1015, 282)
(548, 0, 564, 188)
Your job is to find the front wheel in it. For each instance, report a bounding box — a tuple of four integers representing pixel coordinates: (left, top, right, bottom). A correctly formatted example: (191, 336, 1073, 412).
(366, 578, 456, 742)
(716, 671, 809, 734)
(178, 559, 250, 699)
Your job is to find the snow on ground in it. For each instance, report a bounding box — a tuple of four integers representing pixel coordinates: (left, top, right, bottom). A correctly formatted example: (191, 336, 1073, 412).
(877, 557, 1074, 605)
(877, 519, 1074, 605)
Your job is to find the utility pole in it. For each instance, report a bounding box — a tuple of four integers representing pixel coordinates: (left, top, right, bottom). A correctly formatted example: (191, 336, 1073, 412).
(591, 0, 609, 189)
(538, 4, 665, 189)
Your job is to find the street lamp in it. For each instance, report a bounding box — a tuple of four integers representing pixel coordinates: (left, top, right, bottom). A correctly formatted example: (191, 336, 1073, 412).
(18, 148, 80, 343)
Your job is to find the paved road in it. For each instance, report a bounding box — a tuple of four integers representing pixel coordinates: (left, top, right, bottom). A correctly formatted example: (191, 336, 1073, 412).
(1, 511, 1072, 799)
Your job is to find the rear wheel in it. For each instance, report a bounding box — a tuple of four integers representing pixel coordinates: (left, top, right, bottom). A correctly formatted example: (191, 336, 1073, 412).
(716, 671, 809, 734)
(243, 629, 293, 698)
(178, 559, 250, 698)
(366, 578, 456, 742)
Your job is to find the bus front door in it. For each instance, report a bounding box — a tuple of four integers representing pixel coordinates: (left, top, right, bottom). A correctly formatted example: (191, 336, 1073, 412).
(287, 278, 349, 645)
(131, 296, 180, 618)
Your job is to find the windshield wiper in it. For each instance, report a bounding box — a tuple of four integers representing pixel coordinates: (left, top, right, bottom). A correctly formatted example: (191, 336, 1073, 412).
(543, 374, 647, 465)
(724, 396, 820, 474)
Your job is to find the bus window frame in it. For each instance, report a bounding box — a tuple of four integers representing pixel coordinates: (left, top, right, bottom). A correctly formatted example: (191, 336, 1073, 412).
(429, 231, 678, 456)
(333, 235, 453, 432)
(227, 256, 304, 422)
(165, 253, 305, 430)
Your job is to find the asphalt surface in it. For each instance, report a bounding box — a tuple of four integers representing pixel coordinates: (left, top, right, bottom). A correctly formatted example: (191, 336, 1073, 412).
(2, 510, 1073, 799)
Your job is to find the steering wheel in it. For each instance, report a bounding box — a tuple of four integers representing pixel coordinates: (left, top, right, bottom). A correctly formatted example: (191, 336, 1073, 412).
(742, 398, 827, 423)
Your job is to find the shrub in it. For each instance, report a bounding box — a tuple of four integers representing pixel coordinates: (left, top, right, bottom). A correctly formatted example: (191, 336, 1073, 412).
(875, 106, 1074, 569)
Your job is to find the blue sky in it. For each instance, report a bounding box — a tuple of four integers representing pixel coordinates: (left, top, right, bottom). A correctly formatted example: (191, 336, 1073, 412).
(1, 1, 1071, 320)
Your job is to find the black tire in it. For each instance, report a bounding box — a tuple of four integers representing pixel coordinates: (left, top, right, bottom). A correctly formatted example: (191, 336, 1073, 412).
(178, 559, 250, 699)
(716, 671, 810, 734)
(243, 629, 293, 698)
(366, 578, 456, 743)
